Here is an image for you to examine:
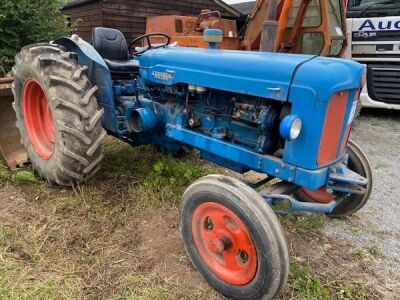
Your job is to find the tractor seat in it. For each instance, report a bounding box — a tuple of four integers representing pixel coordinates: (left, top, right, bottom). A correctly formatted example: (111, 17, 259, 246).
(103, 59, 139, 73)
(91, 27, 139, 74)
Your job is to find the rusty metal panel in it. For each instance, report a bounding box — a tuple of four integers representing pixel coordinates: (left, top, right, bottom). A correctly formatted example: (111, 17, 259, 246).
(147, 15, 237, 37)
(146, 14, 239, 50)
(172, 36, 240, 49)
(0, 79, 28, 169)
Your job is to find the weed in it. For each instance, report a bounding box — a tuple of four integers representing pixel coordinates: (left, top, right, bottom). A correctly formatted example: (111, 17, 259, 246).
(354, 248, 368, 259)
(289, 262, 331, 299)
(345, 226, 361, 234)
(283, 214, 326, 232)
(369, 244, 386, 258)
(100, 137, 214, 211)
(0, 162, 41, 186)
(288, 261, 374, 300)
(0, 162, 10, 180)
(375, 162, 389, 170)
(14, 170, 36, 183)
(335, 283, 368, 300)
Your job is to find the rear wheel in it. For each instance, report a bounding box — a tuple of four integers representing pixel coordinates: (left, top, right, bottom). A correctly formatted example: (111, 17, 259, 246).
(296, 140, 373, 217)
(180, 175, 289, 300)
(12, 43, 106, 186)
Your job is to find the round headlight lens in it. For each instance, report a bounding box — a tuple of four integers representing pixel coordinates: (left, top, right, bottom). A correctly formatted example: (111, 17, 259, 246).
(289, 118, 302, 140)
(280, 115, 302, 141)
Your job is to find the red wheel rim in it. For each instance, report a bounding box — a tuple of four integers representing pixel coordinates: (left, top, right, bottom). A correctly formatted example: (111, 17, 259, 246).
(302, 188, 336, 204)
(23, 80, 55, 160)
(192, 202, 257, 285)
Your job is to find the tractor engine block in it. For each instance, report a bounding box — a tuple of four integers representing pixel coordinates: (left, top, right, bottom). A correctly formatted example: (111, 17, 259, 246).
(184, 87, 282, 155)
(113, 79, 284, 165)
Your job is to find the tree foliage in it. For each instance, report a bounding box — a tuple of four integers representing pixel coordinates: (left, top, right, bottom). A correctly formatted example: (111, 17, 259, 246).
(0, 0, 71, 72)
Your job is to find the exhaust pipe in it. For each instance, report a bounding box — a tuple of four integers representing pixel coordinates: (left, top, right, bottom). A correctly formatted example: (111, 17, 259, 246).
(129, 107, 159, 133)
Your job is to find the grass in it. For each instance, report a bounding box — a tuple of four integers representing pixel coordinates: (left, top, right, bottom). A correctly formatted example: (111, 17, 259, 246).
(112, 274, 219, 300)
(374, 162, 389, 170)
(289, 262, 331, 299)
(0, 137, 384, 299)
(0, 227, 82, 299)
(345, 226, 361, 234)
(0, 161, 37, 185)
(368, 244, 386, 258)
(100, 138, 215, 211)
(282, 213, 326, 232)
(289, 262, 371, 300)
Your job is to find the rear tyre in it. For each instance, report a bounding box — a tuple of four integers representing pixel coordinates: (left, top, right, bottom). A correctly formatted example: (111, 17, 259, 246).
(12, 43, 106, 186)
(180, 175, 289, 300)
(295, 140, 373, 217)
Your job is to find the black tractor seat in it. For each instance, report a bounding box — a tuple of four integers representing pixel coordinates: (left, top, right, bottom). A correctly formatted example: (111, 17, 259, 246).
(91, 27, 139, 74)
(103, 59, 139, 73)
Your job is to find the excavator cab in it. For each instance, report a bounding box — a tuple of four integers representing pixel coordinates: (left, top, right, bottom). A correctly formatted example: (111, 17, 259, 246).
(275, 0, 347, 56)
(243, 0, 347, 57)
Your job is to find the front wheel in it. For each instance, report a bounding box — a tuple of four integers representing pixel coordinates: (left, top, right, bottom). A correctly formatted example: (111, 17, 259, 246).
(296, 140, 373, 217)
(180, 175, 289, 300)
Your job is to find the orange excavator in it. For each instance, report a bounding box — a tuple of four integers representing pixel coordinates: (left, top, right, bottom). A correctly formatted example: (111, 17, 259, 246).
(146, 0, 347, 57)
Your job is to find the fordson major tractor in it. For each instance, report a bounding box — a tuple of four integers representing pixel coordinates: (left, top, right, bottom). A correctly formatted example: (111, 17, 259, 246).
(6, 27, 372, 299)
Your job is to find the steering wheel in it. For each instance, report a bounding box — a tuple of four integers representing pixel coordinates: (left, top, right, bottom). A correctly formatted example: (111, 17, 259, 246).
(129, 33, 171, 55)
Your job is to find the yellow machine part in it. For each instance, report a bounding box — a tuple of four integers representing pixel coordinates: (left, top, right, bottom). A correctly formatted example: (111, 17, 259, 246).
(0, 79, 27, 169)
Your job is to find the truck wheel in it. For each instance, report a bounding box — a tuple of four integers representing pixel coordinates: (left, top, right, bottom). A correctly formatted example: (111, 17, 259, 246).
(12, 43, 106, 186)
(180, 175, 288, 300)
(296, 140, 373, 217)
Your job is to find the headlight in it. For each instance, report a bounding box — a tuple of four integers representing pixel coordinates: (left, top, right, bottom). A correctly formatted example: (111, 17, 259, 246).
(279, 115, 302, 141)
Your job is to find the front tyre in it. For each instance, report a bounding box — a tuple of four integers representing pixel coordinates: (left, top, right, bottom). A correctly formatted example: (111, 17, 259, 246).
(180, 175, 289, 300)
(12, 44, 106, 186)
(328, 140, 373, 217)
(296, 140, 373, 217)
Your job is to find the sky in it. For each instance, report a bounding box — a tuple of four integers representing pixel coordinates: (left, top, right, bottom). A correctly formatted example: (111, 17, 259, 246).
(224, 0, 254, 4)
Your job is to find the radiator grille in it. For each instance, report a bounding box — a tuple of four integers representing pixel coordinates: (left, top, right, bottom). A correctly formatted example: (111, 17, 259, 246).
(317, 91, 348, 165)
(352, 30, 400, 42)
(367, 63, 400, 104)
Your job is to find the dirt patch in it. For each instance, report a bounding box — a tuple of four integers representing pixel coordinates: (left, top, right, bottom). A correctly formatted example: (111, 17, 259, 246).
(0, 185, 25, 222)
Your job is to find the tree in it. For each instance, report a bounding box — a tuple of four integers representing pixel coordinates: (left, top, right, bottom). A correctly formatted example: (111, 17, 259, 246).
(0, 0, 71, 72)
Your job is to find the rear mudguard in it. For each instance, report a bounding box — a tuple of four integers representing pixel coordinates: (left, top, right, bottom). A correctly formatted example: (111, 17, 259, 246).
(53, 35, 116, 133)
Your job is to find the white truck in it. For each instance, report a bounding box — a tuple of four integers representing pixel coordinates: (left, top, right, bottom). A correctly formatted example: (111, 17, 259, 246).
(346, 0, 400, 110)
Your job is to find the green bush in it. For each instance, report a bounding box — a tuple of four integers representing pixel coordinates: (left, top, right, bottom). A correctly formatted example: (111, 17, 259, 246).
(0, 0, 71, 72)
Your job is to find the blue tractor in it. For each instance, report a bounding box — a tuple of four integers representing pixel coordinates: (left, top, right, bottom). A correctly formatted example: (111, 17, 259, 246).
(11, 28, 372, 299)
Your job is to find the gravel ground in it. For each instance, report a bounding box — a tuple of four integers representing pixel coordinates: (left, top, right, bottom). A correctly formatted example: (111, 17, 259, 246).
(324, 108, 400, 273)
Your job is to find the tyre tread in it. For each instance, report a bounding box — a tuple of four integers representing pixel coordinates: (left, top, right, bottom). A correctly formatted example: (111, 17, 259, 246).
(12, 43, 105, 186)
